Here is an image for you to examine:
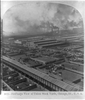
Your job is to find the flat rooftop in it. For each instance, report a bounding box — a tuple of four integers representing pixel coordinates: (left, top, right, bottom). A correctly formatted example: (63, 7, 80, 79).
(62, 62, 83, 72)
(34, 39, 56, 43)
(12, 54, 27, 60)
(23, 58, 41, 67)
(55, 69, 82, 82)
(33, 56, 56, 64)
(77, 81, 83, 87)
(30, 87, 45, 91)
(37, 66, 82, 83)
(12, 55, 41, 67)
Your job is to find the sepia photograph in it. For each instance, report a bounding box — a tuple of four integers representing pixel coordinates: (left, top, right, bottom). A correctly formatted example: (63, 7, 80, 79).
(0, 0, 85, 99)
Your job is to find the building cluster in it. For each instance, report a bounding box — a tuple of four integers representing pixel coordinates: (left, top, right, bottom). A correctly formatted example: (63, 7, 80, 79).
(2, 35, 84, 91)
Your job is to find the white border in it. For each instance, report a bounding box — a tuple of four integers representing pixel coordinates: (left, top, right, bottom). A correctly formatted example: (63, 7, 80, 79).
(1, 0, 85, 99)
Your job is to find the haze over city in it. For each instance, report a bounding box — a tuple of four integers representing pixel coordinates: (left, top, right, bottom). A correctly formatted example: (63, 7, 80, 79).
(3, 2, 83, 37)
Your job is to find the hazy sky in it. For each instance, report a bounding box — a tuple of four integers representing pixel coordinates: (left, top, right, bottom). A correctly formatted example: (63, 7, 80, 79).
(3, 1, 83, 37)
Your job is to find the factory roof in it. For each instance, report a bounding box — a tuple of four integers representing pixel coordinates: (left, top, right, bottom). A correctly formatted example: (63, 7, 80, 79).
(34, 39, 56, 43)
(63, 62, 83, 72)
(32, 56, 56, 64)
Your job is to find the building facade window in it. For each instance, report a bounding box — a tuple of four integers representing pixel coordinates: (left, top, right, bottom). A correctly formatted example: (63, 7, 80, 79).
(47, 81, 50, 87)
(41, 78, 43, 83)
(50, 83, 53, 89)
(55, 86, 59, 91)
(52, 84, 56, 90)
(46, 81, 48, 86)
(58, 87, 62, 91)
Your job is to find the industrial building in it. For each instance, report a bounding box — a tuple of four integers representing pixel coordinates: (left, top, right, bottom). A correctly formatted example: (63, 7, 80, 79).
(1, 34, 84, 91)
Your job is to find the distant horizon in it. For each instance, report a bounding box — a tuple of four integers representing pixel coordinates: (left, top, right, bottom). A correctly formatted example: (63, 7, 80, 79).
(2, 27, 84, 39)
(3, 2, 83, 37)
